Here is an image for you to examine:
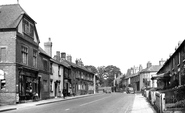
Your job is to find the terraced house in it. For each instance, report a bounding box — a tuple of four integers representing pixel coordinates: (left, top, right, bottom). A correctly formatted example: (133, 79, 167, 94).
(153, 40, 185, 110)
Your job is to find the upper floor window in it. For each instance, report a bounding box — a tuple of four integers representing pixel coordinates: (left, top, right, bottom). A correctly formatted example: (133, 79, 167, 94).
(50, 63, 52, 74)
(43, 59, 48, 71)
(23, 19, 34, 38)
(0, 47, 6, 62)
(22, 46, 28, 65)
(33, 50, 37, 67)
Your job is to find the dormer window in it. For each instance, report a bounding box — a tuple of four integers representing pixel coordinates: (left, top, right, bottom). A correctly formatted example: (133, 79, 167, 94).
(23, 18, 34, 38)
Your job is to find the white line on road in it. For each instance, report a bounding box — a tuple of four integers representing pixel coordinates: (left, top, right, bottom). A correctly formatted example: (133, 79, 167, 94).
(79, 96, 110, 107)
(124, 103, 130, 113)
(65, 108, 70, 111)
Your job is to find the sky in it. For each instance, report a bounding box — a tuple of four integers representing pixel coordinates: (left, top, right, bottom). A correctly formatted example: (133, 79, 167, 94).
(1, 0, 185, 74)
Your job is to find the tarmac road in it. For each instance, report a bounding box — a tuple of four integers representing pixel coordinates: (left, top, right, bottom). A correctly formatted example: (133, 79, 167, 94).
(5, 93, 135, 113)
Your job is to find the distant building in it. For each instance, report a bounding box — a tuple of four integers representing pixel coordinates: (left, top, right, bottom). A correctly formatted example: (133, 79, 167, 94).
(139, 61, 162, 90)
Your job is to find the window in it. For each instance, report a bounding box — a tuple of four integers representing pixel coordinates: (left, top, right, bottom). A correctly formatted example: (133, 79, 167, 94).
(0, 47, 6, 62)
(50, 63, 52, 74)
(23, 19, 34, 38)
(0, 79, 6, 90)
(22, 46, 28, 64)
(33, 50, 37, 67)
(58, 66, 60, 76)
(178, 52, 181, 65)
(43, 59, 48, 71)
(50, 80, 53, 92)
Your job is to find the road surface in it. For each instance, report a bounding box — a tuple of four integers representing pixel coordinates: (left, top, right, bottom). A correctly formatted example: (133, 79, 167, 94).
(5, 93, 135, 113)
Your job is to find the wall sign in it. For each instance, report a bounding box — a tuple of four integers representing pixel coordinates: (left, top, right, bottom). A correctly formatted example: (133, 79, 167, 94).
(0, 69, 5, 80)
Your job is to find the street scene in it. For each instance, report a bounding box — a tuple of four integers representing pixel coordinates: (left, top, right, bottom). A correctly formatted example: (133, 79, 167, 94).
(1, 0, 185, 113)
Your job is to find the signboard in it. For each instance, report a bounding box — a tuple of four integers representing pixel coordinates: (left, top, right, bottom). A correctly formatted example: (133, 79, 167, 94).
(0, 69, 5, 80)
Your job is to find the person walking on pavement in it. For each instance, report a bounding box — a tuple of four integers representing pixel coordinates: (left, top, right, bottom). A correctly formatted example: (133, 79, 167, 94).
(62, 89, 66, 99)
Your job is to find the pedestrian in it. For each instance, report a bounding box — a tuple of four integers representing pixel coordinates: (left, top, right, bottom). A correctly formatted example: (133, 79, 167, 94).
(62, 89, 66, 99)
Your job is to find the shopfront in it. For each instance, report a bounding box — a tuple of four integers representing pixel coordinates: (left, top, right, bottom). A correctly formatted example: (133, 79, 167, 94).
(18, 68, 39, 102)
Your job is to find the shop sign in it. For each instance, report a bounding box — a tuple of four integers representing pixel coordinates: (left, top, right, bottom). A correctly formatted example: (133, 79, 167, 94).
(0, 69, 5, 80)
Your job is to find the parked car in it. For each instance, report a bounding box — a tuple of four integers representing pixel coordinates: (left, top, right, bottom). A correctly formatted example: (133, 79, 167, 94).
(126, 87, 135, 94)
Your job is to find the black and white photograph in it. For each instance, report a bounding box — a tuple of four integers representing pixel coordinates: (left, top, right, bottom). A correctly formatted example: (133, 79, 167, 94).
(0, 0, 185, 112)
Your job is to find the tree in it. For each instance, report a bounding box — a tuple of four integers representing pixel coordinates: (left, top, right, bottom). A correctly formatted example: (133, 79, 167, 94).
(97, 66, 106, 86)
(104, 65, 122, 86)
(85, 65, 98, 74)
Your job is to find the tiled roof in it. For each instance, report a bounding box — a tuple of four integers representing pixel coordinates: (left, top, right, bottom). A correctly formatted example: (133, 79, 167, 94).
(125, 73, 139, 79)
(65, 60, 93, 74)
(39, 47, 50, 57)
(50, 59, 70, 68)
(0, 4, 27, 29)
(140, 65, 162, 73)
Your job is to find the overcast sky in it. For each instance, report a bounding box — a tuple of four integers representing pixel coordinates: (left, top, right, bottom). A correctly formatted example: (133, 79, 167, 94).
(1, 0, 185, 74)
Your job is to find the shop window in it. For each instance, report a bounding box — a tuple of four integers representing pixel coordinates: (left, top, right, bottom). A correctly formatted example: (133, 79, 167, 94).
(0, 47, 6, 62)
(22, 46, 28, 65)
(0, 79, 6, 90)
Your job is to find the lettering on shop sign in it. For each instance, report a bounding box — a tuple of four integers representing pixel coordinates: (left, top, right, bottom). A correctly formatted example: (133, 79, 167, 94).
(0, 69, 5, 79)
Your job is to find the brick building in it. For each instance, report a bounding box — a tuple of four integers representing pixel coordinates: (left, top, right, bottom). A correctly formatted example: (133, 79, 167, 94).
(38, 47, 51, 100)
(0, 4, 41, 104)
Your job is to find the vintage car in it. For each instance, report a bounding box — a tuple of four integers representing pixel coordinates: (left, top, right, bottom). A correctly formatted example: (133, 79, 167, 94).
(126, 87, 135, 94)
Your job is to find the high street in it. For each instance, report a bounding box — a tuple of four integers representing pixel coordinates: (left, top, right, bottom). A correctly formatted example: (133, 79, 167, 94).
(4, 93, 135, 113)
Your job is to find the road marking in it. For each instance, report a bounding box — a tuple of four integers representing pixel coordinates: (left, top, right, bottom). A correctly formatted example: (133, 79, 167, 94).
(124, 103, 130, 113)
(80, 96, 110, 107)
(65, 108, 70, 111)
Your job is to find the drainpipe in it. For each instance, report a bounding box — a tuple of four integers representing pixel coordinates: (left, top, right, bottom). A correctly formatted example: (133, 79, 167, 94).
(94, 74, 97, 94)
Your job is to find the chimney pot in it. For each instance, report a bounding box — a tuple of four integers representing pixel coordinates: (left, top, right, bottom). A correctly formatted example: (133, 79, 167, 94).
(61, 52, 66, 60)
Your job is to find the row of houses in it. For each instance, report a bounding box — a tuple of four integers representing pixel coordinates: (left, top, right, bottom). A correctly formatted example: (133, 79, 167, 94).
(124, 59, 165, 92)
(0, 4, 97, 105)
(124, 41, 185, 111)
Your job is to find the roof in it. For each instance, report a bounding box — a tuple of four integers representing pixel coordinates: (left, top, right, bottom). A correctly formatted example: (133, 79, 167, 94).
(140, 65, 162, 73)
(0, 4, 28, 29)
(50, 59, 70, 68)
(125, 73, 139, 79)
(151, 72, 170, 80)
(39, 47, 50, 58)
(157, 39, 185, 74)
(0, 4, 40, 43)
(65, 60, 94, 74)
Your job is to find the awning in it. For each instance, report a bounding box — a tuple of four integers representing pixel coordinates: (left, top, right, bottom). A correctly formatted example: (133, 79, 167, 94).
(151, 73, 170, 80)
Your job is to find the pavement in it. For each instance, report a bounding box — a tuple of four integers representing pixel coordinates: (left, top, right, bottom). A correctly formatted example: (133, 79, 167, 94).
(130, 93, 156, 113)
(0, 93, 156, 113)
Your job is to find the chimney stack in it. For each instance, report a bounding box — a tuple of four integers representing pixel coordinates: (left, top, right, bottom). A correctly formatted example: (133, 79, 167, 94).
(159, 58, 165, 66)
(75, 59, 79, 65)
(44, 38, 52, 57)
(147, 61, 152, 68)
(139, 64, 143, 71)
(61, 52, 66, 60)
(56, 51, 60, 61)
(67, 55, 72, 62)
